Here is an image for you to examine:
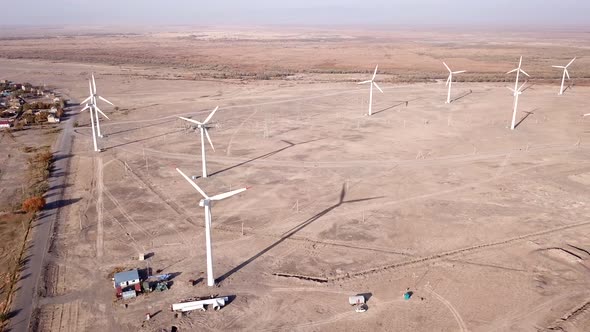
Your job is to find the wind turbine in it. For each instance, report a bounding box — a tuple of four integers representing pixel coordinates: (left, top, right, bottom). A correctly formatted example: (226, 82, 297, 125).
(179, 106, 219, 179)
(176, 167, 248, 287)
(80, 80, 99, 152)
(552, 57, 576, 95)
(507, 56, 530, 96)
(443, 62, 466, 104)
(358, 65, 383, 116)
(507, 80, 527, 130)
(81, 74, 114, 138)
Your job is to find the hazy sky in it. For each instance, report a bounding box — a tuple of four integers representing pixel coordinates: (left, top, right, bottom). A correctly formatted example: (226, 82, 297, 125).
(5, 0, 590, 26)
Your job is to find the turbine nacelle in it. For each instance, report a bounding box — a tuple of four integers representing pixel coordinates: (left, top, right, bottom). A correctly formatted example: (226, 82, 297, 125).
(506, 56, 530, 77)
(507, 81, 527, 97)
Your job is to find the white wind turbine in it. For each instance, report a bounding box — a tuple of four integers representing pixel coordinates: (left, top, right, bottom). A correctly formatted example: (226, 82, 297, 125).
(81, 74, 114, 138)
(507, 80, 527, 130)
(358, 65, 383, 116)
(80, 80, 99, 152)
(443, 62, 466, 104)
(176, 167, 249, 287)
(552, 57, 576, 95)
(179, 106, 219, 179)
(507, 56, 530, 97)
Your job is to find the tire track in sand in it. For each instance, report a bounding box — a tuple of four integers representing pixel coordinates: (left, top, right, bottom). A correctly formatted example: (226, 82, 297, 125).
(424, 285, 468, 332)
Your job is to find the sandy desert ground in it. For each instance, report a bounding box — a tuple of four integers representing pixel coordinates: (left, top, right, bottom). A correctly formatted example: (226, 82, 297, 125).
(1, 27, 590, 332)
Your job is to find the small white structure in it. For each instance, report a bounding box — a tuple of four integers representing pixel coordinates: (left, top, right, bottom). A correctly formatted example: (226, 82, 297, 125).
(358, 65, 384, 116)
(172, 296, 229, 312)
(47, 114, 60, 123)
(178, 106, 219, 179)
(349, 295, 366, 306)
(113, 269, 140, 289)
(0, 120, 11, 128)
(122, 290, 137, 300)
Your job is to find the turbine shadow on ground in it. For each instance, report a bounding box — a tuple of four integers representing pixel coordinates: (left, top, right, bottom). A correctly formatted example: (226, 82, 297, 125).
(104, 129, 184, 150)
(216, 184, 383, 284)
(207, 138, 323, 178)
(451, 89, 473, 103)
(521, 83, 535, 92)
(515, 108, 538, 129)
(107, 118, 177, 136)
(372, 101, 408, 115)
(563, 84, 574, 94)
(372, 97, 422, 115)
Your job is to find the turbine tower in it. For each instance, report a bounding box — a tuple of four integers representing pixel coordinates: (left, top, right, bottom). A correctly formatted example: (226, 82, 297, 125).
(80, 80, 99, 152)
(179, 106, 219, 179)
(552, 57, 576, 95)
(81, 73, 114, 138)
(443, 62, 466, 104)
(507, 56, 530, 96)
(176, 168, 248, 287)
(358, 65, 383, 116)
(507, 81, 527, 130)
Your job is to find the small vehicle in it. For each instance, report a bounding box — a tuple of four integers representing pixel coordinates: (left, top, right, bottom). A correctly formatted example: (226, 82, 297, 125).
(355, 304, 368, 313)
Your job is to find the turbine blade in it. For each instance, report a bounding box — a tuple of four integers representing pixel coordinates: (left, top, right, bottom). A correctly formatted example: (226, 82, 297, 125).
(453, 70, 466, 74)
(520, 69, 530, 77)
(95, 107, 110, 120)
(88, 80, 93, 97)
(565, 69, 570, 79)
(442, 62, 451, 73)
(372, 65, 378, 80)
(358, 80, 372, 84)
(92, 73, 97, 94)
(446, 75, 451, 86)
(204, 128, 215, 152)
(203, 106, 219, 124)
(552, 66, 565, 69)
(518, 56, 523, 68)
(80, 105, 90, 113)
(566, 57, 576, 67)
(81, 96, 91, 104)
(507, 68, 518, 74)
(98, 96, 114, 106)
(178, 116, 202, 125)
(210, 187, 248, 201)
(176, 168, 208, 198)
(506, 86, 516, 94)
(373, 82, 384, 93)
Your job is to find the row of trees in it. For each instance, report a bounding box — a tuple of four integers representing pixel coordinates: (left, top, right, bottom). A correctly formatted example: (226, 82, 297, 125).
(21, 150, 53, 213)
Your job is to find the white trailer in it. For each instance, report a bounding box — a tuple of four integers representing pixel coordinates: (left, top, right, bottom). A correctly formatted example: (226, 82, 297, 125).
(172, 296, 229, 312)
(349, 295, 365, 305)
